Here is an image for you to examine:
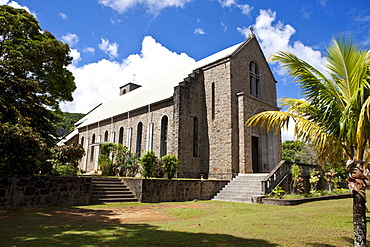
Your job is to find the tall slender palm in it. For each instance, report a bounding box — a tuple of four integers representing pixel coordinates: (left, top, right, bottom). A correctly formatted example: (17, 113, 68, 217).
(246, 37, 370, 246)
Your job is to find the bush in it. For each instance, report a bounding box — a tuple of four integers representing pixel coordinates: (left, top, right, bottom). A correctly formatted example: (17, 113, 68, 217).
(113, 144, 140, 177)
(141, 151, 158, 178)
(161, 154, 179, 179)
(50, 144, 85, 176)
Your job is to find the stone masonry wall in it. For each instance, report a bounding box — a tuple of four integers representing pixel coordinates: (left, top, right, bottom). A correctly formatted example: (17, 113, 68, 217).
(122, 178, 228, 203)
(78, 99, 175, 172)
(0, 176, 92, 208)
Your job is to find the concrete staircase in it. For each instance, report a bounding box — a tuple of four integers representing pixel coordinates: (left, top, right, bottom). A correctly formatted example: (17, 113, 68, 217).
(90, 177, 138, 204)
(213, 173, 268, 203)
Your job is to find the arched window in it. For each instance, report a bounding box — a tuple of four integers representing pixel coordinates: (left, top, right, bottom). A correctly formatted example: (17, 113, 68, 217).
(249, 61, 260, 98)
(193, 117, 199, 158)
(90, 134, 95, 161)
(160, 115, 168, 157)
(136, 122, 143, 157)
(104, 130, 109, 142)
(81, 136, 84, 146)
(118, 127, 124, 144)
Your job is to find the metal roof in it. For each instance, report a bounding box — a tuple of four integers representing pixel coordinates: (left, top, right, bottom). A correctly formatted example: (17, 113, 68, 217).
(76, 39, 249, 129)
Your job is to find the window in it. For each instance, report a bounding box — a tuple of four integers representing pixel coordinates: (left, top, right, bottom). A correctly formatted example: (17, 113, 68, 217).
(193, 117, 199, 157)
(90, 134, 95, 161)
(136, 122, 143, 157)
(127, 128, 132, 150)
(160, 116, 168, 157)
(211, 82, 215, 120)
(81, 136, 84, 146)
(146, 123, 153, 151)
(118, 127, 124, 144)
(104, 130, 109, 142)
(249, 61, 260, 98)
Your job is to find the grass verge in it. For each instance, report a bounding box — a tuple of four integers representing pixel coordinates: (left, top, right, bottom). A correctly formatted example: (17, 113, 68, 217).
(0, 198, 367, 246)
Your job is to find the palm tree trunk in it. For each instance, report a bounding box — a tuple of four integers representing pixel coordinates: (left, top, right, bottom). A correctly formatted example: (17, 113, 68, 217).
(353, 190, 367, 247)
(347, 160, 367, 246)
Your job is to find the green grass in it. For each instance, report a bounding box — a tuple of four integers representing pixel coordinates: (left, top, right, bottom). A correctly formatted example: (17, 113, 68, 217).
(0, 198, 367, 246)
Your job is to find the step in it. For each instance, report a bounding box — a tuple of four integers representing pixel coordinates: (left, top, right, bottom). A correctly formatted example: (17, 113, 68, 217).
(90, 178, 139, 204)
(213, 173, 266, 203)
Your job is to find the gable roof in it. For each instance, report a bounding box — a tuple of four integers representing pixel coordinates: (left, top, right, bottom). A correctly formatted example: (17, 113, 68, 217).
(76, 35, 255, 129)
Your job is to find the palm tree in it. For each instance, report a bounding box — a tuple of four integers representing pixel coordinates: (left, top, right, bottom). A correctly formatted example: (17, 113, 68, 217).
(246, 37, 370, 246)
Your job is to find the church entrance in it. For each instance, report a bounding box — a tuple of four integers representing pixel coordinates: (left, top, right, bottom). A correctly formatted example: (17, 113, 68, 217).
(251, 136, 261, 173)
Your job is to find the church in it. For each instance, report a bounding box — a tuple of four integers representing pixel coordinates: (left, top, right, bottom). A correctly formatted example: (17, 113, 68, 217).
(63, 33, 281, 180)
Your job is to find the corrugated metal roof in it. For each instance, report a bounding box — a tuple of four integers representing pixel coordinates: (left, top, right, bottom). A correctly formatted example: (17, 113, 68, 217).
(76, 39, 247, 129)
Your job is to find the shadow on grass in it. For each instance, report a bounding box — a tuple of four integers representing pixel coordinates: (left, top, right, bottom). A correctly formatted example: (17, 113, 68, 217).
(0, 207, 278, 247)
(307, 237, 353, 247)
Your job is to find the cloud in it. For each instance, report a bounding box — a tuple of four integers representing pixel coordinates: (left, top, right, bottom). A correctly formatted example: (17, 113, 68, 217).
(1, 0, 36, 16)
(59, 12, 67, 20)
(83, 47, 96, 54)
(61, 33, 79, 47)
(217, 0, 236, 8)
(69, 48, 82, 66)
(99, 0, 192, 14)
(238, 4, 253, 16)
(221, 22, 227, 32)
(61, 36, 195, 113)
(194, 28, 205, 35)
(99, 38, 119, 59)
(238, 9, 326, 76)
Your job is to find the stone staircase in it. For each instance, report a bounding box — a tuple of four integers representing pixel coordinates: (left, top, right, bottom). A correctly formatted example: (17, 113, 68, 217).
(90, 177, 138, 204)
(213, 173, 268, 203)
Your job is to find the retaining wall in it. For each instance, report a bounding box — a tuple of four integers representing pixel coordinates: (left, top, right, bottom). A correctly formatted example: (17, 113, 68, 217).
(0, 176, 92, 208)
(122, 178, 229, 203)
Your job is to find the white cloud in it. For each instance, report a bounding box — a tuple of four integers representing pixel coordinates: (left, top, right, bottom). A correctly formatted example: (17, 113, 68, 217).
(61, 36, 195, 113)
(83, 47, 96, 54)
(62, 33, 79, 47)
(218, 0, 236, 8)
(238, 4, 253, 16)
(69, 48, 82, 66)
(194, 28, 205, 35)
(99, 0, 192, 14)
(221, 22, 227, 32)
(59, 12, 67, 20)
(99, 38, 119, 59)
(1, 0, 36, 16)
(238, 9, 326, 76)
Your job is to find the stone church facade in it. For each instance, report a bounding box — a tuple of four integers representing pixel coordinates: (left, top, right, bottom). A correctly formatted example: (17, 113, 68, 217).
(65, 33, 281, 180)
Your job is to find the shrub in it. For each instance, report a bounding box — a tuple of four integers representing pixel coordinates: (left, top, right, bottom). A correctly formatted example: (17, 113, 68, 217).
(141, 151, 158, 178)
(309, 169, 321, 194)
(113, 144, 140, 177)
(291, 164, 304, 194)
(161, 154, 179, 179)
(50, 144, 85, 176)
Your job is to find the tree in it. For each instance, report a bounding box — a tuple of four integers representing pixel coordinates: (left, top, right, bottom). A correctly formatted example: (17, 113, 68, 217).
(0, 6, 76, 174)
(141, 151, 158, 178)
(0, 5, 75, 145)
(246, 37, 370, 246)
(282, 140, 316, 163)
(50, 144, 85, 176)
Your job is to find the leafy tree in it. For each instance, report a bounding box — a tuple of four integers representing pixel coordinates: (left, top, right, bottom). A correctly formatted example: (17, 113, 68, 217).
(161, 154, 179, 179)
(246, 37, 370, 246)
(50, 144, 85, 176)
(114, 144, 140, 177)
(55, 112, 85, 135)
(0, 6, 76, 174)
(141, 151, 158, 178)
(0, 121, 48, 175)
(0, 5, 75, 145)
(282, 140, 316, 163)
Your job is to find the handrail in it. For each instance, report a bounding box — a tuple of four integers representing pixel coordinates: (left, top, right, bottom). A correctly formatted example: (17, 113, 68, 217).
(262, 160, 317, 194)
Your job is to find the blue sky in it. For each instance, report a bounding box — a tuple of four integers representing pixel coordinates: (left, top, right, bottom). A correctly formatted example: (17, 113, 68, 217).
(2, 0, 370, 139)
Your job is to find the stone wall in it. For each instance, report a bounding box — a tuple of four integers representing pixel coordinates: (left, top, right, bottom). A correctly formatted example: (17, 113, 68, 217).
(122, 178, 228, 203)
(0, 176, 92, 208)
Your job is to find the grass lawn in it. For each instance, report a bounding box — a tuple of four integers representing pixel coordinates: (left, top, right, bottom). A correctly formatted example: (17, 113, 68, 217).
(0, 198, 367, 246)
